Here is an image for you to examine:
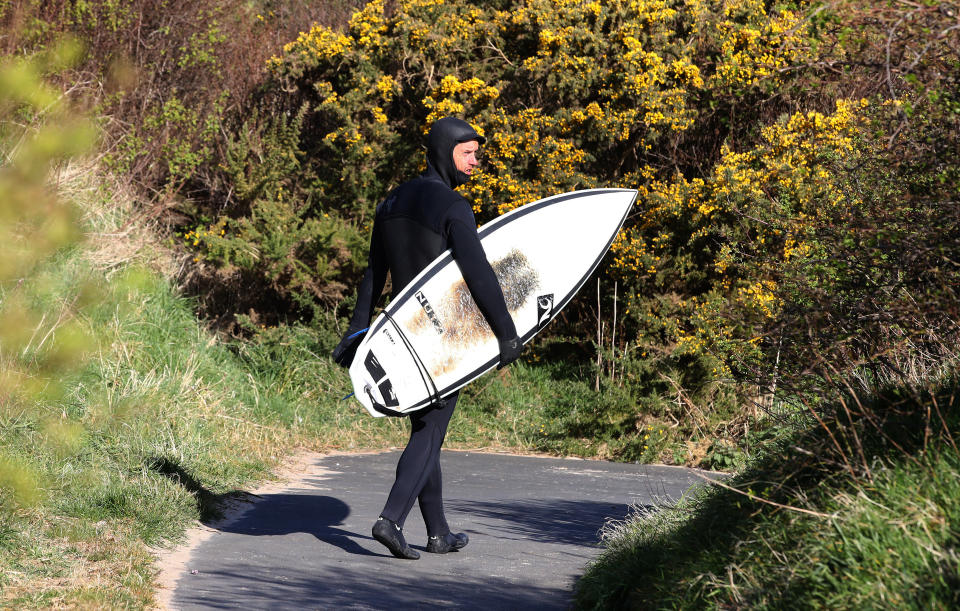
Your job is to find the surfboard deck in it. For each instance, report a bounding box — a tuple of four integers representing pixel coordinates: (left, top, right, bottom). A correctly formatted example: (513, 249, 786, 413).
(349, 188, 638, 417)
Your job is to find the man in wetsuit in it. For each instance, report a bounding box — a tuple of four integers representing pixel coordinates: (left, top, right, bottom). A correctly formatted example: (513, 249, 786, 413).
(331, 117, 523, 559)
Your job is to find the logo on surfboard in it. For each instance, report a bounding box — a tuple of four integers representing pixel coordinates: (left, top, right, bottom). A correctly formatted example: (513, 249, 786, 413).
(363, 351, 399, 408)
(537, 294, 554, 328)
(415, 291, 444, 335)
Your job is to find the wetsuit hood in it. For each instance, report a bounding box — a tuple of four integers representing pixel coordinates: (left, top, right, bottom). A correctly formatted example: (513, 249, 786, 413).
(426, 117, 486, 189)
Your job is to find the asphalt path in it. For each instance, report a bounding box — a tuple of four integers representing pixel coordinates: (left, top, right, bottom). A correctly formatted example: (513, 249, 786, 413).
(167, 451, 713, 610)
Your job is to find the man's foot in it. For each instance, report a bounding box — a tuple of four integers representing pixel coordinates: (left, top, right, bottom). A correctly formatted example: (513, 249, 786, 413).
(372, 517, 420, 559)
(426, 532, 469, 553)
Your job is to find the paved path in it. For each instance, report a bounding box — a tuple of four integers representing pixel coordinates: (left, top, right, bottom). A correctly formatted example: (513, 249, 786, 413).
(168, 451, 711, 610)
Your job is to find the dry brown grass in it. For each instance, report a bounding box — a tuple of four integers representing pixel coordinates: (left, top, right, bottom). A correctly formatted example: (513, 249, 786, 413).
(53, 159, 184, 282)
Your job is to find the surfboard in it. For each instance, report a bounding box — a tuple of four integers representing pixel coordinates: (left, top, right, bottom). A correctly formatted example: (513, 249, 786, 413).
(348, 188, 638, 417)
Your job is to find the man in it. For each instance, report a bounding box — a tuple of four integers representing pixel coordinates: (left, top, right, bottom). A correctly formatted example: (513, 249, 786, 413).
(331, 117, 523, 559)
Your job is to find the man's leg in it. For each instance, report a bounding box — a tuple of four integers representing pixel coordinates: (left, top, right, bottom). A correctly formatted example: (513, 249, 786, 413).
(374, 393, 456, 558)
(414, 394, 470, 552)
(417, 394, 460, 537)
(417, 459, 449, 537)
(380, 392, 456, 526)
(419, 453, 469, 554)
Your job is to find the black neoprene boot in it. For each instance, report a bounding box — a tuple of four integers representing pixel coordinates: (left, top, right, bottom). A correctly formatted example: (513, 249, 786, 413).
(426, 532, 469, 553)
(372, 517, 420, 559)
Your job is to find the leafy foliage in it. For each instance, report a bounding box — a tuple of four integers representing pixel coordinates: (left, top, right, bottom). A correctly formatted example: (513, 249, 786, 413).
(167, 0, 960, 459)
(0, 40, 97, 510)
(188, 0, 816, 418)
(5, 0, 959, 461)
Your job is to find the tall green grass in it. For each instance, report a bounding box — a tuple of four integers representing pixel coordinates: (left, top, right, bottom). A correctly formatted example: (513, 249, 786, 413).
(575, 378, 960, 609)
(0, 247, 416, 605)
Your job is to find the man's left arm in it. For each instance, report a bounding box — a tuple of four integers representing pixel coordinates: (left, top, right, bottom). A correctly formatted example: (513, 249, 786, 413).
(331, 222, 388, 367)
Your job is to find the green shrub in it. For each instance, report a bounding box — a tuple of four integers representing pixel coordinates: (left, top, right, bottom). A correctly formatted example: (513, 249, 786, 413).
(189, 0, 816, 401)
(183, 0, 959, 458)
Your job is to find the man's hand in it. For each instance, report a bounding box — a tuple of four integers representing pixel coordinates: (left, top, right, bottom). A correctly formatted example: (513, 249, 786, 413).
(331, 327, 366, 368)
(497, 336, 524, 370)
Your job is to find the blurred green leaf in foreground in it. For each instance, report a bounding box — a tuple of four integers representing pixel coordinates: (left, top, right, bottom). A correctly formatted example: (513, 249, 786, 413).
(0, 38, 98, 509)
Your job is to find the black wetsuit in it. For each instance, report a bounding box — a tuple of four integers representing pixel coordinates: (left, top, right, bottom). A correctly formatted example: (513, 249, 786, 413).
(333, 118, 518, 536)
(339, 167, 517, 346)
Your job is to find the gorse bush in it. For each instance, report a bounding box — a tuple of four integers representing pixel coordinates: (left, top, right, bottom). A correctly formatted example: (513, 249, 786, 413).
(613, 98, 872, 379)
(189, 0, 813, 369)
(695, 1, 960, 397)
(5, 0, 958, 462)
(262, 0, 808, 217)
(176, 0, 960, 458)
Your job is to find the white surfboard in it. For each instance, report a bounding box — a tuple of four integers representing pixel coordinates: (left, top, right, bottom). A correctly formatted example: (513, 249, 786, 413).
(349, 188, 638, 417)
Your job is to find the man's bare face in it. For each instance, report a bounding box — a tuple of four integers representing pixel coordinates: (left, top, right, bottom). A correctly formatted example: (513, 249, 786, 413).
(453, 140, 480, 175)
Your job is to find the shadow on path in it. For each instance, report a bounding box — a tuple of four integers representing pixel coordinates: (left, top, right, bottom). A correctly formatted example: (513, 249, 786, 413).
(447, 498, 654, 546)
(170, 452, 710, 610)
(149, 456, 252, 522)
(217, 493, 380, 557)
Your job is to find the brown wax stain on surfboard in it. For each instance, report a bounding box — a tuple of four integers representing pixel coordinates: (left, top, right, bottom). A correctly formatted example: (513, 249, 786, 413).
(409, 249, 539, 377)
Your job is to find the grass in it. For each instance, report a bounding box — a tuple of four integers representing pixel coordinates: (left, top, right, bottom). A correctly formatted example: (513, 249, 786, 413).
(574, 377, 960, 609)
